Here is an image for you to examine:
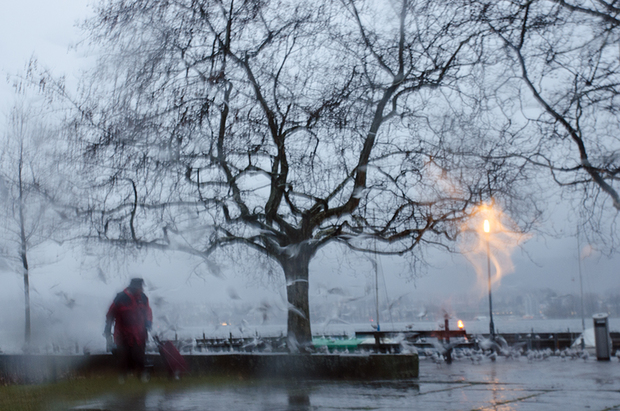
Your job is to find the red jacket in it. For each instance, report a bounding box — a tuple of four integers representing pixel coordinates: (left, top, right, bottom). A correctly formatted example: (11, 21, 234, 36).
(106, 288, 153, 347)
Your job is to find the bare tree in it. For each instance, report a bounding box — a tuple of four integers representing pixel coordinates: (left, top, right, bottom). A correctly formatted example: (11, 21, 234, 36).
(35, 0, 532, 349)
(0, 102, 62, 348)
(473, 0, 620, 243)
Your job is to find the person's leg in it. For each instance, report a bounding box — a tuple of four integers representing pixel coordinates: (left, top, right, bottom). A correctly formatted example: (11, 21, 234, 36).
(129, 343, 149, 382)
(114, 343, 130, 383)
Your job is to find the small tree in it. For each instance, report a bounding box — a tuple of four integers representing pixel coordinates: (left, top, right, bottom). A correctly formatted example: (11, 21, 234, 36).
(0, 102, 62, 347)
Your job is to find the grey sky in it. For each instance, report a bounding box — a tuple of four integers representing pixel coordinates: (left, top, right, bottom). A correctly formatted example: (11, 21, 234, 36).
(0, 0, 89, 112)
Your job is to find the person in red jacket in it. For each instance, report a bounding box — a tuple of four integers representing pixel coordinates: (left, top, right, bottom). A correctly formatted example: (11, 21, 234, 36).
(104, 278, 153, 381)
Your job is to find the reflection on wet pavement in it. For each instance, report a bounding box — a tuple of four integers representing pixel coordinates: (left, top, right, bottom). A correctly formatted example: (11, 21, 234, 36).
(69, 358, 620, 410)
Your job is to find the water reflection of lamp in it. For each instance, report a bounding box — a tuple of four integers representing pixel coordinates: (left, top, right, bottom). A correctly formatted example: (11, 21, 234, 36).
(484, 219, 495, 339)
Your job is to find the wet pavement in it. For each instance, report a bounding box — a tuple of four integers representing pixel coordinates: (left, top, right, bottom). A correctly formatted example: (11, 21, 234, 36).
(69, 356, 620, 410)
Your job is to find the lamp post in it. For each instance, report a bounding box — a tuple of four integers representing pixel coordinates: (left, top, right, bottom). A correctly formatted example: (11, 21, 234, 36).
(484, 219, 495, 339)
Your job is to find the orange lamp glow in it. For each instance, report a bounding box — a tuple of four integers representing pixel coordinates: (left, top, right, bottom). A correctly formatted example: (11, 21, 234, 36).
(457, 320, 464, 330)
(483, 219, 490, 233)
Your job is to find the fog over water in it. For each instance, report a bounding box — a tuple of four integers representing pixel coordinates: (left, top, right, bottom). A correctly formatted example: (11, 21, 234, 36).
(0, 231, 617, 353)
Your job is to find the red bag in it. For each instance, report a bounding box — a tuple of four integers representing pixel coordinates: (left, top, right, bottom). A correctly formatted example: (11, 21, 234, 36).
(155, 338, 188, 379)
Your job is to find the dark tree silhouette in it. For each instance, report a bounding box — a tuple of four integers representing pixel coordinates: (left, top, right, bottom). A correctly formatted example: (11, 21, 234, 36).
(34, 0, 530, 349)
(472, 0, 620, 244)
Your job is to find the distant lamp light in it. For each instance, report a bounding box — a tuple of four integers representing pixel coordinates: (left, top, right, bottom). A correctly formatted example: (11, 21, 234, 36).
(483, 219, 490, 233)
(457, 320, 464, 330)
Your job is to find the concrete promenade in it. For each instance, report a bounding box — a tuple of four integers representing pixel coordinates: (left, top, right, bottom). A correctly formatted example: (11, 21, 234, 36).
(412, 356, 620, 410)
(68, 356, 620, 410)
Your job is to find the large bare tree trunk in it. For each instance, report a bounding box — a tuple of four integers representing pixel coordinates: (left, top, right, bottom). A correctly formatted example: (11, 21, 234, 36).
(280, 252, 312, 352)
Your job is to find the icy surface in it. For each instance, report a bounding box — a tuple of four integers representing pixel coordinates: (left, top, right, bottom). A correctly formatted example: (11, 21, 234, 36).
(71, 356, 620, 410)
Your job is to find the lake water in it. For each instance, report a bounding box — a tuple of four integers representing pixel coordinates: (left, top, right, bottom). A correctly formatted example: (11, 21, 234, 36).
(179, 318, 620, 340)
(2, 317, 616, 354)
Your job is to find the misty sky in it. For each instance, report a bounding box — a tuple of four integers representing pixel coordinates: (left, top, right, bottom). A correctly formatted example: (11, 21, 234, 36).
(0, 0, 618, 347)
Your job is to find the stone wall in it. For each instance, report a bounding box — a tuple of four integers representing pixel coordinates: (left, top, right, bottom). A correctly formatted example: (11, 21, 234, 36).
(183, 353, 418, 379)
(0, 353, 418, 383)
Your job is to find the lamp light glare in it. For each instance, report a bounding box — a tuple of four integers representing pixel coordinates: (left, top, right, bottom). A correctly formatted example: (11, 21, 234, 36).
(483, 219, 490, 233)
(457, 320, 464, 330)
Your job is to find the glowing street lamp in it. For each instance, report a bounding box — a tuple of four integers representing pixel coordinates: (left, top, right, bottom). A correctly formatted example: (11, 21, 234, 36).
(484, 219, 495, 339)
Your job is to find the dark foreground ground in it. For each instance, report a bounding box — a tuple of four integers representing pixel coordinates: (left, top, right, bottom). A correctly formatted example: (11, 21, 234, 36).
(3, 355, 620, 411)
